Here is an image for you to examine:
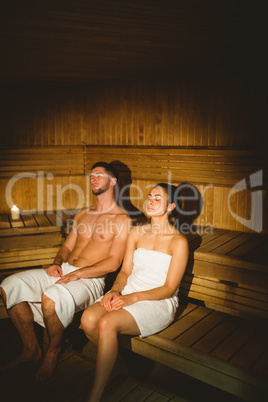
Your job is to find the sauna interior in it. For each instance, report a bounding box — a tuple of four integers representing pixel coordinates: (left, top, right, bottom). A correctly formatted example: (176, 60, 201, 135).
(0, 1, 267, 401)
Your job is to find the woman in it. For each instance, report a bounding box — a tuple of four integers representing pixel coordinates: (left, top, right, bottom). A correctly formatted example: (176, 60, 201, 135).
(80, 183, 189, 401)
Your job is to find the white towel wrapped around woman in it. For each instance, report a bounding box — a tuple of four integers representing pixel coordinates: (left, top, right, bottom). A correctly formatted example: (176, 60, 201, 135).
(96, 247, 179, 338)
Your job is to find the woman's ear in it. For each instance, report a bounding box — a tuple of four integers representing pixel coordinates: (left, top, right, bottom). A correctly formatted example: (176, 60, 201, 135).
(168, 203, 176, 212)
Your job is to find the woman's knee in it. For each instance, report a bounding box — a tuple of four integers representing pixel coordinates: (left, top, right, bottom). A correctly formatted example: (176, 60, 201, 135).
(80, 308, 99, 334)
(98, 314, 118, 337)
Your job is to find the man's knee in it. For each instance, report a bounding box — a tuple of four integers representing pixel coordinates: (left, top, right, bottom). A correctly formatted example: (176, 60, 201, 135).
(1, 287, 7, 305)
(41, 293, 56, 316)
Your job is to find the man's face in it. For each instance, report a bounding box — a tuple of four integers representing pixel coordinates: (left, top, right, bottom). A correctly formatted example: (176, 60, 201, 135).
(90, 167, 112, 196)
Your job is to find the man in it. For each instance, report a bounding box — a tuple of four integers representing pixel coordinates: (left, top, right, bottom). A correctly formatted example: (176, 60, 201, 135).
(0, 162, 131, 380)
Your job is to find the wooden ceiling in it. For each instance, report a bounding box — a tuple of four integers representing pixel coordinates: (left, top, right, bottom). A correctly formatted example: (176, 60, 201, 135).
(0, 0, 263, 83)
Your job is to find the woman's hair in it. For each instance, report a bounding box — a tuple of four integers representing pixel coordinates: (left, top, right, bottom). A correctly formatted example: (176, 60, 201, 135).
(153, 183, 181, 219)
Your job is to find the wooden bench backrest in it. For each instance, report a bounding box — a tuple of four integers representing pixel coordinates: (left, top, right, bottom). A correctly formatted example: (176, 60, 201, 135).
(0, 145, 267, 232)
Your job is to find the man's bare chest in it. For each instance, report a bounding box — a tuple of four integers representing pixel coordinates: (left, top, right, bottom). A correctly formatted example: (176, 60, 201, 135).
(76, 215, 117, 241)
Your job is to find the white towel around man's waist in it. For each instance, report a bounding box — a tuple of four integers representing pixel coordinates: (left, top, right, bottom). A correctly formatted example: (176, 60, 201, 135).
(0, 262, 105, 328)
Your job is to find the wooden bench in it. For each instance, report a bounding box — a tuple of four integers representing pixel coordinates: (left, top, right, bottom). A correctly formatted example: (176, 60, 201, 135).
(112, 227, 268, 401)
(0, 211, 70, 274)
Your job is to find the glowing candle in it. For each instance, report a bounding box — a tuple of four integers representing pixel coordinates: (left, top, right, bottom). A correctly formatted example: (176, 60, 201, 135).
(11, 205, 20, 220)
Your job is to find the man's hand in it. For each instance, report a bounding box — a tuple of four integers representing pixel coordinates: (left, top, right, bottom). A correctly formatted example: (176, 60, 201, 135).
(56, 272, 80, 284)
(101, 291, 120, 312)
(46, 265, 63, 277)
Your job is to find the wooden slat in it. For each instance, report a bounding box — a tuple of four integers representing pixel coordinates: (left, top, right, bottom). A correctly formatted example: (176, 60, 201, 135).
(159, 306, 212, 340)
(0, 214, 11, 229)
(33, 213, 53, 227)
(8, 215, 24, 228)
(85, 146, 268, 188)
(182, 274, 268, 304)
(251, 349, 268, 373)
(175, 310, 226, 347)
(229, 330, 268, 369)
(0, 232, 63, 250)
(0, 146, 85, 177)
(211, 323, 256, 361)
(196, 230, 241, 254)
(193, 315, 241, 354)
(0, 247, 60, 263)
(21, 214, 38, 227)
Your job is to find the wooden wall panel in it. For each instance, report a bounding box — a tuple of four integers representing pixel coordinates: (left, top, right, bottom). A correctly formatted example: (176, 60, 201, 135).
(0, 70, 266, 148)
(1, 174, 267, 233)
(0, 69, 266, 232)
(0, 176, 91, 215)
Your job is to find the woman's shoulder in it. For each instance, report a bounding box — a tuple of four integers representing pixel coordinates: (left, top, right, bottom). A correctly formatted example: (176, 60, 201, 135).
(170, 231, 189, 252)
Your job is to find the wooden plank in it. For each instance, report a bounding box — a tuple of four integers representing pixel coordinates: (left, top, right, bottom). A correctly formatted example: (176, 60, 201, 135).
(227, 234, 267, 258)
(251, 349, 268, 373)
(197, 230, 241, 254)
(198, 232, 253, 254)
(33, 213, 53, 226)
(142, 393, 170, 402)
(0, 247, 59, 263)
(211, 323, 256, 361)
(45, 211, 63, 226)
(0, 232, 63, 250)
(102, 377, 138, 401)
(0, 255, 58, 270)
(9, 214, 24, 228)
(193, 315, 241, 353)
(160, 306, 212, 340)
(0, 226, 62, 237)
(115, 384, 153, 402)
(192, 251, 267, 273)
(182, 273, 268, 304)
(180, 287, 268, 320)
(0, 214, 11, 229)
(229, 329, 268, 369)
(21, 214, 38, 227)
(175, 310, 227, 347)
(187, 229, 228, 253)
(181, 278, 268, 312)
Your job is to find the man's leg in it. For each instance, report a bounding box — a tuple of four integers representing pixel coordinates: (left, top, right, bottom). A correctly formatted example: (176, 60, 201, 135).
(1, 289, 42, 369)
(36, 276, 105, 380)
(35, 294, 65, 381)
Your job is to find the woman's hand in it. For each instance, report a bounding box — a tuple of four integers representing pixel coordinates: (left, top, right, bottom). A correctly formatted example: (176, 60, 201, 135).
(101, 291, 120, 312)
(109, 293, 137, 311)
(46, 264, 63, 277)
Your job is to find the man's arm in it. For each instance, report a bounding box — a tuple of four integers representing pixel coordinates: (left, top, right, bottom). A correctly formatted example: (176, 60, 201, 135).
(46, 211, 82, 277)
(56, 215, 131, 284)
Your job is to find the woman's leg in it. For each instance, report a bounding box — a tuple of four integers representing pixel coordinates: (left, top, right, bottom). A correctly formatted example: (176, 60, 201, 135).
(80, 302, 107, 346)
(87, 309, 140, 402)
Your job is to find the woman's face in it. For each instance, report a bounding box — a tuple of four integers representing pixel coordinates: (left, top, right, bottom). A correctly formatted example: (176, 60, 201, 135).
(146, 186, 169, 217)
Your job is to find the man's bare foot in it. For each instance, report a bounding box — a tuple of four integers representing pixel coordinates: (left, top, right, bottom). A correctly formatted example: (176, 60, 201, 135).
(1, 345, 42, 371)
(35, 348, 60, 381)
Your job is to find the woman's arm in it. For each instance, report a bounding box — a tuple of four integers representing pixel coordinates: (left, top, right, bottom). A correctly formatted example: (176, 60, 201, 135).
(100, 226, 137, 311)
(110, 235, 189, 310)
